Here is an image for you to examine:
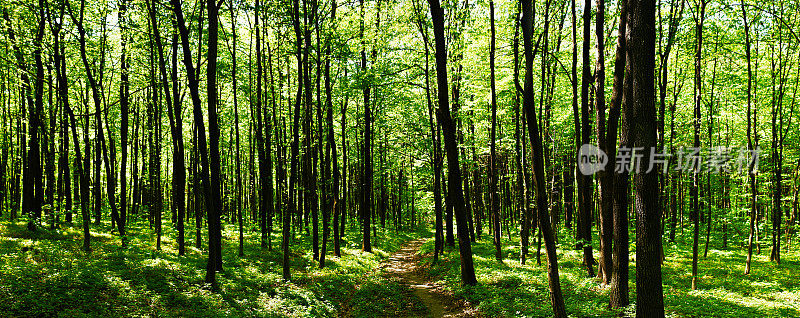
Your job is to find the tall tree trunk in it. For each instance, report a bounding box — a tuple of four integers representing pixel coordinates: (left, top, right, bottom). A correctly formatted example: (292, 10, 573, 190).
(171, 0, 214, 285)
(521, 0, 567, 314)
(743, 0, 756, 274)
(24, 0, 46, 231)
(225, 1, 242, 257)
(427, 0, 477, 285)
(286, 0, 304, 281)
(489, 0, 501, 262)
(579, 0, 595, 277)
(609, 0, 629, 308)
(205, 0, 223, 287)
(690, 0, 706, 290)
(594, 0, 612, 285)
(628, 0, 664, 314)
(255, 0, 270, 250)
(118, 0, 130, 248)
(360, 0, 373, 253)
(321, 0, 338, 268)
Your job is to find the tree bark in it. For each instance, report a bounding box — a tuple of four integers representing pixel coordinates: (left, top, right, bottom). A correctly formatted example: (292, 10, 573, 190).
(427, 0, 477, 285)
(628, 0, 665, 314)
(521, 0, 567, 315)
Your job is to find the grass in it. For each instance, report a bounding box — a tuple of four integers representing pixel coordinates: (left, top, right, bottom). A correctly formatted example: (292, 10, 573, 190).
(0, 215, 428, 318)
(419, 224, 800, 318)
(4, 212, 799, 318)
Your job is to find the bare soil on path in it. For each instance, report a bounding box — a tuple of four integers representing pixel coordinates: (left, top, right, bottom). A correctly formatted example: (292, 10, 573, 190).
(381, 238, 478, 318)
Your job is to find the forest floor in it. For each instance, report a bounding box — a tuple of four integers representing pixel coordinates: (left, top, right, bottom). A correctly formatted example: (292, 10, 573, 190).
(0, 218, 435, 318)
(1, 217, 799, 317)
(420, 226, 800, 318)
(380, 238, 477, 317)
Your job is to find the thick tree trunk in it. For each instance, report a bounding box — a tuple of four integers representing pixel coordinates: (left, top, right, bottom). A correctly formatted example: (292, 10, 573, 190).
(627, 0, 665, 315)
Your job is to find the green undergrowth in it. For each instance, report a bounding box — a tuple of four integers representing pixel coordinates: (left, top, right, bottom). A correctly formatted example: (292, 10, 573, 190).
(419, 225, 800, 318)
(0, 217, 428, 318)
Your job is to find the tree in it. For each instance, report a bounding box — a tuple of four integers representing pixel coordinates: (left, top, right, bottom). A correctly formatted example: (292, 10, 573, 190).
(204, 0, 223, 287)
(521, 0, 567, 315)
(360, 0, 373, 253)
(742, 1, 758, 275)
(690, 0, 706, 290)
(489, 0, 500, 262)
(579, 0, 596, 277)
(427, 0, 477, 286)
(626, 0, 665, 314)
(609, 0, 629, 308)
(594, 0, 611, 285)
(171, 0, 215, 285)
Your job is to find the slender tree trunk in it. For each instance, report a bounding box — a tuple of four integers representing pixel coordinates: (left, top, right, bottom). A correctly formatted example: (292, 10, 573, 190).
(594, 0, 612, 285)
(521, 0, 566, 314)
(321, 0, 338, 267)
(204, 0, 223, 287)
(286, 0, 304, 280)
(427, 0, 477, 285)
(171, 0, 215, 285)
(609, 0, 629, 307)
(690, 0, 706, 290)
(489, 0, 501, 262)
(579, 0, 596, 277)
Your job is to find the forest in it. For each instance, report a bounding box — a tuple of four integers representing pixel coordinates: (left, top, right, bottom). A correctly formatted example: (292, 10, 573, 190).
(0, 0, 799, 316)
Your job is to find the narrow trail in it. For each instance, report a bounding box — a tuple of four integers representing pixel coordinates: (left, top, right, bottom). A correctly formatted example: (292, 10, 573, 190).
(381, 238, 476, 318)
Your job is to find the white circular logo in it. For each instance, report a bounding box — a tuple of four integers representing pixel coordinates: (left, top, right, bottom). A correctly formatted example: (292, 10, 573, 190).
(578, 144, 608, 175)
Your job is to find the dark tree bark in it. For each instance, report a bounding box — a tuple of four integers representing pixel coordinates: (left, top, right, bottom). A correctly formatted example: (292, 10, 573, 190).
(205, 0, 223, 287)
(489, 0, 501, 262)
(521, 0, 566, 315)
(71, 0, 108, 248)
(609, 0, 629, 308)
(171, 0, 215, 284)
(579, 0, 595, 277)
(690, 0, 706, 290)
(320, 0, 338, 268)
(266, 30, 277, 252)
(427, 0, 477, 285)
(627, 0, 665, 314)
(149, 0, 183, 255)
(24, 0, 46, 231)
(594, 0, 612, 285)
(286, 0, 304, 281)
(117, 0, 130, 248)
(359, 0, 373, 253)
(255, 0, 270, 250)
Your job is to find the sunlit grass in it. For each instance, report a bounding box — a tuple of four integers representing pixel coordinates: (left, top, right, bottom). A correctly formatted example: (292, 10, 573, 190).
(423, 224, 800, 318)
(0, 214, 427, 317)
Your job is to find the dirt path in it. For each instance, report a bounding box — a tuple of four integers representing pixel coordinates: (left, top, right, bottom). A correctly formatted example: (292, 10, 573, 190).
(382, 239, 476, 318)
